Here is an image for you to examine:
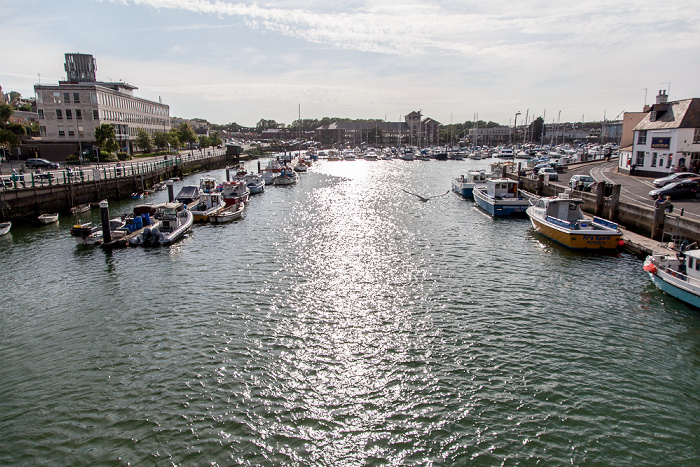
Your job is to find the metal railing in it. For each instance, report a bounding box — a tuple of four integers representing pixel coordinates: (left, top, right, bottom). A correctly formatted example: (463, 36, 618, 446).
(0, 148, 225, 191)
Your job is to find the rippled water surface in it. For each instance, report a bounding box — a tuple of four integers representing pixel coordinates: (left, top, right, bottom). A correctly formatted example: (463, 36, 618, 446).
(1, 159, 698, 465)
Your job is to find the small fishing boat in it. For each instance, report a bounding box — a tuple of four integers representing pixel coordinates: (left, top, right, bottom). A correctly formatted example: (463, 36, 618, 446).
(190, 191, 226, 222)
(473, 179, 531, 216)
(175, 185, 201, 207)
(274, 166, 298, 186)
(210, 202, 245, 223)
(37, 213, 59, 224)
(0, 221, 11, 235)
(220, 180, 250, 206)
(70, 203, 91, 215)
(70, 218, 126, 246)
(452, 170, 489, 198)
(131, 192, 144, 199)
(261, 159, 283, 186)
(644, 245, 700, 309)
(526, 193, 623, 249)
(243, 173, 265, 194)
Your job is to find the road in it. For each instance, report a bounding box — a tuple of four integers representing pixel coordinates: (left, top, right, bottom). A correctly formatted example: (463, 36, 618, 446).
(560, 159, 700, 221)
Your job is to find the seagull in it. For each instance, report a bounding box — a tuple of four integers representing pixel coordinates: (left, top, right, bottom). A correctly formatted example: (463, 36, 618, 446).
(402, 189, 450, 202)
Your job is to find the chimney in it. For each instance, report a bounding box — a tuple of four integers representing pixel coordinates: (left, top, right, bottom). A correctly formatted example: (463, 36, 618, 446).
(656, 90, 668, 104)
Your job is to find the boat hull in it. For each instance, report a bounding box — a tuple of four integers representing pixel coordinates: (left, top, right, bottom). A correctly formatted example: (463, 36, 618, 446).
(528, 214, 622, 249)
(473, 187, 529, 216)
(647, 267, 700, 309)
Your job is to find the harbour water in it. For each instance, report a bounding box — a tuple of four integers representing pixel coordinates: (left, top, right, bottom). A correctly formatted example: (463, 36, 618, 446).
(0, 158, 698, 465)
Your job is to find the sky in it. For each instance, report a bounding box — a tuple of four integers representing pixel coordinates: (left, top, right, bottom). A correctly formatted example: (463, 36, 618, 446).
(2, 0, 699, 128)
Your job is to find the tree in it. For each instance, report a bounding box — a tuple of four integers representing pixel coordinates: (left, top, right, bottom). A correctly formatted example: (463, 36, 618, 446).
(166, 128, 180, 150)
(94, 124, 119, 155)
(0, 102, 25, 157)
(153, 130, 168, 151)
(210, 131, 223, 147)
(178, 122, 197, 151)
(198, 135, 211, 149)
(255, 119, 279, 132)
(529, 117, 545, 143)
(135, 128, 154, 153)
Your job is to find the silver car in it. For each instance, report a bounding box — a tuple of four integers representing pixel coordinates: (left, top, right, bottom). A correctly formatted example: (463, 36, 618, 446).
(652, 172, 697, 188)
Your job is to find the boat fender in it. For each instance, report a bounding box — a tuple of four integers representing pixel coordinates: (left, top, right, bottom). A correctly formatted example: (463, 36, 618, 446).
(643, 262, 657, 274)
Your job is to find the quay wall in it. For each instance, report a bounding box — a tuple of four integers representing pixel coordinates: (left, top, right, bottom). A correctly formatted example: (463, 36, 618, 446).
(515, 175, 700, 244)
(0, 153, 239, 223)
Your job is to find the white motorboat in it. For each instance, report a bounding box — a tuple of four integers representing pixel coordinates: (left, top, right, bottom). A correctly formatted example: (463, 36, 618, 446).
(243, 173, 265, 194)
(0, 221, 11, 236)
(261, 159, 282, 185)
(221, 180, 251, 206)
(190, 191, 226, 222)
(452, 170, 489, 198)
(130, 203, 193, 246)
(70, 218, 126, 246)
(644, 245, 700, 309)
(473, 179, 531, 216)
(210, 202, 245, 223)
(274, 166, 298, 185)
(37, 213, 59, 224)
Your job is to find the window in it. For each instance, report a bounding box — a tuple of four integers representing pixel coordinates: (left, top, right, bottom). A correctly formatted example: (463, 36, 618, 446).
(668, 155, 673, 168)
(635, 151, 645, 166)
(651, 152, 657, 167)
(76, 109, 82, 120)
(38, 109, 44, 119)
(68, 128, 75, 137)
(637, 130, 647, 145)
(40, 126, 47, 136)
(53, 92, 61, 104)
(73, 92, 80, 103)
(694, 129, 700, 144)
(66, 109, 72, 120)
(56, 109, 63, 119)
(93, 110, 99, 119)
(58, 126, 65, 137)
(63, 92, 70, 103)
(36, 92, 43, 104)
(78, 126, 84, 137)
(90, 93, 97, 104)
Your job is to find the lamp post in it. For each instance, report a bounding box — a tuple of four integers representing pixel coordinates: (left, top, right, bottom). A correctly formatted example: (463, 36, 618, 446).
(513, 111, 521, 148)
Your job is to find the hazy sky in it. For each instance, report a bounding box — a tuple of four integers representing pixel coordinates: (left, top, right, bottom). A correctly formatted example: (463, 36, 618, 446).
(2, 0, 699, 127)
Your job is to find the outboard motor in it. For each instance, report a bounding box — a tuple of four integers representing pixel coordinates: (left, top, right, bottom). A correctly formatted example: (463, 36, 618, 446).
(150, 227, 162, 245)
(142, 227, 153, 246)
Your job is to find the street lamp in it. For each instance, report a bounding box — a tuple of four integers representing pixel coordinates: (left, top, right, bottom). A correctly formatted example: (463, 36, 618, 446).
(513, 111, 521, 147)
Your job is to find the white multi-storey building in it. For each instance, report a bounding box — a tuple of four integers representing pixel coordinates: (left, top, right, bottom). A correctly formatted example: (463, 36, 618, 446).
(619, 91, 700, 176)
(33, 53, 170, 158)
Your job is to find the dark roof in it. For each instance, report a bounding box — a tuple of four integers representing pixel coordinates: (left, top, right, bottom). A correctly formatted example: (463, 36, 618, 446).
(634, 98, 700, 130)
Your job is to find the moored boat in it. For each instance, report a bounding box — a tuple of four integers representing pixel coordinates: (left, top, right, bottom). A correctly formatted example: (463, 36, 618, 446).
(526, 193, 623, 249)
(644, 246, 700, 309)
(70, 217, 127, 246)
(190, 191, 226, 222)
(129, 202, 193, 246)
(261, 159, 282, 185)
(452, 170, 489, 198)
(209, 202, 245, 223)
(473, 179, 531, 216)
(70, 203, 91, 215)
(221, 180, 251, 206)
(274, 166, 298, 185)
(37, 213, 59, 224)
(0, 221, 11, 236)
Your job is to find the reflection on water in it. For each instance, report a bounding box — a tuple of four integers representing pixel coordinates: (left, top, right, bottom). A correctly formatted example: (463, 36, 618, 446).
(0, 158, 698, 465)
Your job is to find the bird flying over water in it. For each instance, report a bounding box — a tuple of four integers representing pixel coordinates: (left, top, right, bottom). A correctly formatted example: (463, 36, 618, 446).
(402, 189, 450, 202)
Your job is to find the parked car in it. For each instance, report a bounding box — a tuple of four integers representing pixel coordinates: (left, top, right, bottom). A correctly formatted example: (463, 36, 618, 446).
(649, 178, 700, 199)
(25, 158, 59, 169)
(652, 172, 697, 188)
(569, 174, 596, 191)
(537, 166, 559, 181)
(1, 177, 14, 188)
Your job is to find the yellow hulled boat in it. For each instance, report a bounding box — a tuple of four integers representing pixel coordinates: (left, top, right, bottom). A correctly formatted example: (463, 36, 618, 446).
(526, 193, 622, 249)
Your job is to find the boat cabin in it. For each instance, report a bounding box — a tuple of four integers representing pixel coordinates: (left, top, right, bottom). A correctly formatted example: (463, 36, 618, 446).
(533, 196, 586, 223)
(199, 177, 218, 193)
(486, 179, 520, 199)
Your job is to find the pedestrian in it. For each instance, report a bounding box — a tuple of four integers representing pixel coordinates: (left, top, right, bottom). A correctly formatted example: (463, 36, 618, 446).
(655, 195, 664, 208)
(18, 170, 25, 188)
(630, 164, 636, 176)
(664, 196, 674, 213)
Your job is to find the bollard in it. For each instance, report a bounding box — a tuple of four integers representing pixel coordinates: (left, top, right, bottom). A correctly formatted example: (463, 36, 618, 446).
(595, 181, 605, 217)
(226, 168, 230, 182)
(167, 180, 174, 203)
(100, 200, 112, 244)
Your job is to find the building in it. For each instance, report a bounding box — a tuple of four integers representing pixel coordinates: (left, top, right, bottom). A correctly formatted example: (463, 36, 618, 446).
(619, 91, 700, 176)
(315, 111, 440, 147)
(33, 53, 170, 160)
(468, 126, 512, 146)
